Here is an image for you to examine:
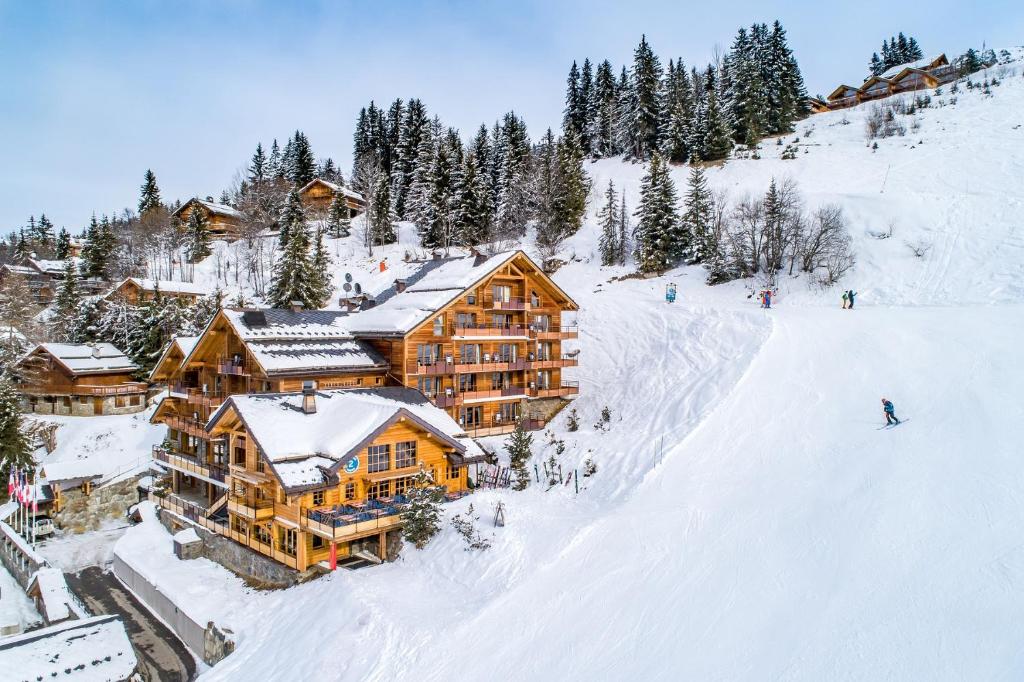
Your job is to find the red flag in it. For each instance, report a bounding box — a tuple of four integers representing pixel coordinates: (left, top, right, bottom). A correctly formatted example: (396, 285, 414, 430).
(6, 470, 12, 495)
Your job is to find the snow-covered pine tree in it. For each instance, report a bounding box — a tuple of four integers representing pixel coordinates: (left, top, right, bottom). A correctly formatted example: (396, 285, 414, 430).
(406, 119, 439, 235)
(309, 226, 333, 308)
(54, 228, 71, 260)
(598, 180, 619, 266)
(268, 192, 318, 309)
(185, 205, 212, 263)
(277, 187, 305, 249)
(617, 193, 630, 266)
(249, 143, 267, 185)
(579, 57, 596, 155)
(764, 21, 809, 133)
(906, 36, 923, 62)
(562, 60, 584, 140)
(0, 376, 32, 477)
(288, 131, 316, 187)
(702, 67, 734, 161)
(49, 260, 81, 341)
(663, 59, 695, 163)
(81, 214, 112, 279)
(370, 176, 396, 247)
(392, 98, 429, 219)
(633, 152, 681, 272)
(493, 112, 532, 241)
(612, 66, 633, 157)
(552, 128, 590, 242)
(506, 418, 534, 491)
(591, 60, 617, 158)
(682, 165, 714, 263)
(533, 128, 558, 251)
(326, 192, 350, 238)
(401, 465, 446, 549)
(34, 214, 55, 251)
(68, 298, 102, 343)
(629, 35, 664, 160)
(138, 169, 162, 215)
(268, 139, 284, 179)
(724, 26, 768, 146)
(382, 98, 405, 179)
(869, 52, 884, 77)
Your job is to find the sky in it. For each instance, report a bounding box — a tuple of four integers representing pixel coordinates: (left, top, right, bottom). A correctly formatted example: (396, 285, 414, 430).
(1, 0, 1021, 235)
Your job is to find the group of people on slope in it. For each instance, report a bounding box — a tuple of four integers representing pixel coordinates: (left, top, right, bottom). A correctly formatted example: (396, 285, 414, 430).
(841, 289, 857, 309)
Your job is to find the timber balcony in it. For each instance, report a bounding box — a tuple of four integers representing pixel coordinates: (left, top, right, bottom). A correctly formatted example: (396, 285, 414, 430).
(184, 388, 224, 409)
(462, 415, 546, 437)
(152, 446, 228, 484)
(217, 357, 249, 376)
(19, 381, 148, 396)
(417, 354, 529, 376)
(527, 353, 579, 370)
(431, 385, 527, 407)
(162, 414, 209, 439)
(527, 381, 580, 399)
(529, 324, 579, 340)
(303, 498, 406, 541)
(227, 495, 275, 521)
(451, 323, 530, 338)
(485, 296, 526, 311)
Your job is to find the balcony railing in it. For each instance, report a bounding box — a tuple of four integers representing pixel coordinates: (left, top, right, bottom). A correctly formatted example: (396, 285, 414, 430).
(529, 324, 579, 340)
(458, 386, 527, 401)
(485, 296, 525, 311)
(461, 415, 545, 437)
(152, 446, 227, 483)
(186, 387, 224, 409)
(528, 354, 579, 369)
(217, 357, 249, 376)
(163, 414, 209, 439)
(228, 496, 275, 521)
(19, 381, 148, 397)
(528, 381, 580, 399)
(451, 323, 530, 338)
(452, 356, 528, 373)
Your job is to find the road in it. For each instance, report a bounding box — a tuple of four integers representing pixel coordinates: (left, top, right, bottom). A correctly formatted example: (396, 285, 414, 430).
(66, 567, 196, 682)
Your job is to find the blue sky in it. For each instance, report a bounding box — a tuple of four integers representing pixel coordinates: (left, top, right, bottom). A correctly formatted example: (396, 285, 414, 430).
(1, 0, 1021, 234)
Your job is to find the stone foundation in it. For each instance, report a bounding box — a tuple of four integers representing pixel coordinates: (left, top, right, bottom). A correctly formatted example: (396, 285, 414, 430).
(54, 478, 143, 533)
(22, 394, 146, 417)
(524, 397, 572, 424)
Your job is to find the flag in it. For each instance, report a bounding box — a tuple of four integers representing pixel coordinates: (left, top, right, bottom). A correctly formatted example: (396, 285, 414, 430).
(7, 469, 12, 495)
(30, 483, 37, 513)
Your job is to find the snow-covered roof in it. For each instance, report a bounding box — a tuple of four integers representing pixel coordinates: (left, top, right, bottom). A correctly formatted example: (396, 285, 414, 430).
(1, 263, 38, 276)
(299, 178, 366, 203)
(173, 335, 200, 358)
(29, 342, 137, 375)
(222, 308, 352, 340)
(28, 257, 79, 276)
(174, 198, 243, 220)
(27, 568, 83, 623)
(247, 339, 387, 375)
(879, 54, 946, 79)
(209, 387, 485, 490)
(0, 614, 137, 681)
(40, 459, 106, 483)
(121, 277, 209, 296)
(347, 251, 520, 335)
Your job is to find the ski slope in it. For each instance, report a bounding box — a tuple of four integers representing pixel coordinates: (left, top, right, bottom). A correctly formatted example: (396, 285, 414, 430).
(111, 54, 1024, 681)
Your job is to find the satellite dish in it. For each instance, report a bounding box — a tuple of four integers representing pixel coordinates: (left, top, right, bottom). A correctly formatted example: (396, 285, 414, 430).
(354, 283, 362, 295)
(344, 273, 353, 283)
(342, 283, 352, 292)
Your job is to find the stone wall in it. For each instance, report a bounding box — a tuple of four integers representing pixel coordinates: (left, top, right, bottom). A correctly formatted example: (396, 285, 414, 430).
(22, 395, 146, 417)
(55, 478, 142, 533)
(525, 397, 571, 423)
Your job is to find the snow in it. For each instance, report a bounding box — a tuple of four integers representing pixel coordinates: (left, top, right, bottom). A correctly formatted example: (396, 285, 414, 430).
(0, 614, 137, 682)
(298, 178, 365, 202)
(878, 53, 945, 79)
(36, 519, 130, 573)
(222, 308, 351, 340)
(173, 528, 200, 544)
(210, 387, 485, 489)
(247, 339, 386, 374)
(27, 568, 76, 622)
(122, 277, 210, 296)
(33, 342, 136, 374)
(0, 563, 41, 634)
(39, 459, 105, 483)
(179, 198, 243, 219)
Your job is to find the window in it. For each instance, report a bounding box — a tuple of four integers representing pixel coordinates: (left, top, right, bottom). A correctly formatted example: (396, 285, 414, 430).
(537, 370, 552, 390)
(537, 342, 552, 361)
(492, 284, 512, 302)
(115, 395, 127, 408)
(460, 406, 482, 427)
(467, 288, 478, 305)
(497, 402, 518, 423)
(394, 476, 415, 496)
(312, 535, 325, 550)
(448, 465, 461, 480)
(492, 313, 513, 328)
(130, 395, 142, 406)
(432, 314, 445, 336)
(459, 344, 480, 364)
(311, 490, 325, 506)
(367, 444, 390, 473)
(417, 344, 440, 365)
(367, 480, 391, 499)
(456, 312, 477, 329)
(498, 343, 517, 362)
(533, 315, 551, 332)
(395, 441, 417, 468)
(281, 529, 297, 556)
(345, 482, 355, 500)
(253, 524, 271, 545)
(458, 374, 476, 393)
(530, 290, 540, 307)
(417, 376, 438, 397)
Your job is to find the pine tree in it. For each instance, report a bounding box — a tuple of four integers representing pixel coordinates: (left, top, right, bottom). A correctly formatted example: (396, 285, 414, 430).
(628, 35, 664, 159)
(592, 60, 617, 158)
(906, 36, 923, 61)
(268, 197, 317, 309)
(663, 60, 694, 163)
(506, 419, 533, 491)
(309, 226, 333, 308)
(0, 376, 32, 477)
(268, 139, 284, 179)
(598, 180, 619, 266)
(138, 169, 162, 215)
(579, 57, 596, 155)
(617, 193, 630, 265)
(81, 215, 111, 279)
(869, 52, 884, 76)
(552, 128, 590, 241)
(370, 178, 396, 246)
(612, 66, 633, 156)
(249, 143, 267, 184)
(326, 193, 350, 238)
(455, 145, 492, 246)
(288, 131, 316, 186)
(185, 206, 211, 263)
(277, 188, 306, 249)
(401, 466, 445, 549)
(35, 214, 55, 249)
(54, 228, 71, 260)
(682, 165, 714, 263)
(702, 67, 734, 161)
(633, 152, 682, 272)
(562, 60, 583, 139)
(50, 260, 81, 341)
(392, 99, 430, 219)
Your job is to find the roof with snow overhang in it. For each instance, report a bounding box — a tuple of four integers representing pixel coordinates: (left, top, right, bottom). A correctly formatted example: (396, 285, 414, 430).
(172, 198, 243, 220)
(298, 178, 366, 203)
(22, 342, 137, 375)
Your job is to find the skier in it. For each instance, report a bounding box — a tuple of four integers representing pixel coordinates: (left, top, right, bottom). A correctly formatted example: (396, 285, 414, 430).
(881, 397, 900, 426)
(847, 290, 857, 309)
(841, 291, 849, 309)
(763, 289, 772, 309)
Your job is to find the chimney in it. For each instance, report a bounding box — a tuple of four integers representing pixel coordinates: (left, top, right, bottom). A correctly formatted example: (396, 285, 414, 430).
(394, 278, 408, 293)
(289, 300, 304, 313)
(302, 381, 317, 414)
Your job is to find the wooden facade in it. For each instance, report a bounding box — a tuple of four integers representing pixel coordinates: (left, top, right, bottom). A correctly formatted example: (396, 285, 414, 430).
(172, 198, 243, 238)
(822, 54, 954, 112)
(297, 178, 367, 217)
(106, 278, 207, 306)
(16, 344, 147, 416)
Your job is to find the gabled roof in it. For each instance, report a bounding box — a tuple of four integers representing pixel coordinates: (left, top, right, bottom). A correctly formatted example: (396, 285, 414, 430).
(827, 84, 861, 101)
(878, 54, 947, 80)
(28, 258, 79, 276)
(208, 387, 485, 491)
(222, 308, 351, 340)
(23, 342, 137, 375)
(347, 250, 577, 336)
(148, 335, 200, 382)
(246, 339, 387, 375)
(861, 75, 894, 90)
(116, 277, 209, 297)
(172, 198, 243, 220)
(298, 178, 366, 203)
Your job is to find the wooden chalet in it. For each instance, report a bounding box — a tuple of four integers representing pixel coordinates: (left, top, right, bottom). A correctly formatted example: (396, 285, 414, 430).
(166, 387, 485, 571)
(106, 277, 209, 305)
(16, 343, 147, 416)
(806, 97, 829, 114)
(823, 54, 954, 111)
(0, 257, 105, 305)
(297, 178, 367, 217)
(172, 198, 244, 238)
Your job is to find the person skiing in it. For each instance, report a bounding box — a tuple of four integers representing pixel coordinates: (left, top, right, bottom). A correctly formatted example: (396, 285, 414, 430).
(763, 289, 772, 309)
(881, 397, 899, 426)
(841, 291, 849, 309)
(847, 290, 856, 309)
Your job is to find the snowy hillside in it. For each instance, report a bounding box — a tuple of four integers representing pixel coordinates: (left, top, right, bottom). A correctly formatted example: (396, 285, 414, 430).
(112, 54, 1024, 680)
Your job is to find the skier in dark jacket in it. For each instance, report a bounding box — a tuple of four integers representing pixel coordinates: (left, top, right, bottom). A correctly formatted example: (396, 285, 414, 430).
(881, 398, 899, 425)
(847, 290, 856, 309)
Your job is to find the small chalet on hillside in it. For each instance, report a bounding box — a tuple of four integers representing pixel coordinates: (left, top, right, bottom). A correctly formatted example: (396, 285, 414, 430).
(172, 198, 244, 238)
(297, 178, 367, 217)
(105, 277, 209, 305)
(823, 54, 955, 111)
(175, 386, 485, 570)
(0, 257, 106, 305)
(16, 343, 147, 416)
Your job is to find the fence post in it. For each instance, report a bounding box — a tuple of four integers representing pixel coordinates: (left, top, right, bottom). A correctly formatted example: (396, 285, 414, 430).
(533, 464, 540, 483)
(574, 469, 578, 494)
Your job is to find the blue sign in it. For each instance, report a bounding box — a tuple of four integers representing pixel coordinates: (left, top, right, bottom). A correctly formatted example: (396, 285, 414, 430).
(344, 456, 359, 474)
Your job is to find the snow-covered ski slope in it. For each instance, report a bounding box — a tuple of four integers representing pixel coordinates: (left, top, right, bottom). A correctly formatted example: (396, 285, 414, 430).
(162, 56, 1024, 681)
